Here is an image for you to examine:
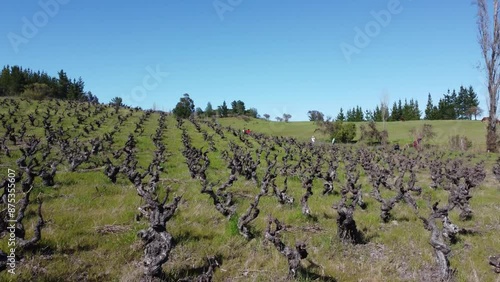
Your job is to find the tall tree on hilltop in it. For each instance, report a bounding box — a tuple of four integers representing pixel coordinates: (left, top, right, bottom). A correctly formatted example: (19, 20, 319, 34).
(231, 100, 246, 115)
(0, 66, 11, 96)
(57, 70, 69, 99)
(173, 93, 195, 119)
(308, 110, 325, 122)
(218, 101, 229, 117)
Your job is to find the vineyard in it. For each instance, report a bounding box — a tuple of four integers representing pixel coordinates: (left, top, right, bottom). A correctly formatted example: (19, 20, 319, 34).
(0, 97, 499, 281)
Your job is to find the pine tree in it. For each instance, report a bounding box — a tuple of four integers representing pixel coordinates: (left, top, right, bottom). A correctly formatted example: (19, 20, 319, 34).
(437, 90, 457, 120)
(57, 70, 69, 99)
(456, 86, 468, 119)
(390, 101, 398, 121)
(397, 99, 403, 120)
(337, 108, 346, 121)
(425, 93, 434, 120)
(365, 109, 374, 121)
(346, 108, 355, 121)
(355, 106, 364, 121)
(466, 86, 480, 119)
(0, 66, 11, 96)
(205, 102, 214, 117)
(414, 100, 421, 120)
(373, 105, 382, 121)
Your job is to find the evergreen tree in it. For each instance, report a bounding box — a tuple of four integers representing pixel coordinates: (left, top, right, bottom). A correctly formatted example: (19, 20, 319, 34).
(397, 99, 403, 120)
(356, 106, 364, 121)
(195, 107, 204, 116)
(205, 102, 215, 117)
(451, 89, 458, 116)
(365, 109, 374, 121)
(218, 101, 229, 117)
(0, 65, 90, 101)
(373, 105, 382, 122)
(57, 70, 69, 99)
(436, 90, 457, 120)
(466, 86, 480, 119)
(414, 100, 421, 120)
(456, 86, 468, 119)
(390, 101, 398, 121)
(9, 66, 26, 96)
(346, 108, 354, 121)
(402, 98, 411, 120)
(425, 93, 437, 120)
(230, 100, 245, 115)
(337, 108, 346, 121)
(0, 66, 11, 96)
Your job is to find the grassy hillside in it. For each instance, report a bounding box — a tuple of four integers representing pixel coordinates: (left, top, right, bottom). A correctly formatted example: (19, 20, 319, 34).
(218, 117, 489, 150)
(0, 98, 498, 282)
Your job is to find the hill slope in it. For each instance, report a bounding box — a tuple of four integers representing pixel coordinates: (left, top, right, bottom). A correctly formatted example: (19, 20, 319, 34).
(0, 98, 498, 281)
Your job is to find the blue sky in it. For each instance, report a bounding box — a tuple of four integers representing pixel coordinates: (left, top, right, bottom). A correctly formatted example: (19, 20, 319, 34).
(0, 0, 489, 121)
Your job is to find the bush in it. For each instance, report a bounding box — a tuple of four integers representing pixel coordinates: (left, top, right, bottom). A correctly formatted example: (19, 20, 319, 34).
(449, 135, 472, 151)
(331, 121, 356, 143)
(21, 83, 51, 100)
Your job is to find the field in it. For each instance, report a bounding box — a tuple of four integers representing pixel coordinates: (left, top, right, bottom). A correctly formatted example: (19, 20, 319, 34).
(0, 97, 499, 282)
(218, 118, 488, 150)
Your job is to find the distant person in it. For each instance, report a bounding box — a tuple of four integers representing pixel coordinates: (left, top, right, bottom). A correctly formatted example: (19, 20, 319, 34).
(413, 138, 422, 150)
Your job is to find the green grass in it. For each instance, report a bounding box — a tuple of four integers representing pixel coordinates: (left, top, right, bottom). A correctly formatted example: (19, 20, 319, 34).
(0, 97, 498, 282)
(218, 117, 490, 151)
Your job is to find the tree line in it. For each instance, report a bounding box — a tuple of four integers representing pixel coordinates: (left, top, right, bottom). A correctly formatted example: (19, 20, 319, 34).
(308, 85, 480, 123)
(173, 94, 260, 119)
(0, 65, 97, 103)
(424, 86, 480, 120)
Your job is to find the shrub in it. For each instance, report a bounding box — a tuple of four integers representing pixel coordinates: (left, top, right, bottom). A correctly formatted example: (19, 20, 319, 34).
(21, 83, 51, 100)
(331, 121, 356, 143)
(315, 118, 356, 143)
